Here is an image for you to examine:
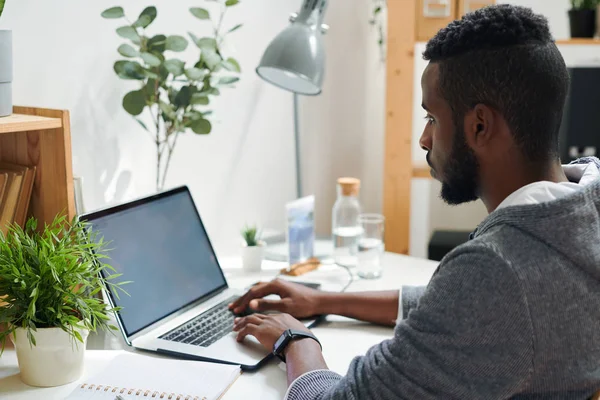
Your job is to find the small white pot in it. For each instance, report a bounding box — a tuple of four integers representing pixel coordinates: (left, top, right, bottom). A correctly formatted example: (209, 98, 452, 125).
(242, 241, 265, 272)
(10, 326, 89, 387)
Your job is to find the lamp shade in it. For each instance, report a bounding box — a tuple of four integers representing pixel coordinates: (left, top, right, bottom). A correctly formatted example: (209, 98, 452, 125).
(256, 0, 328, 96)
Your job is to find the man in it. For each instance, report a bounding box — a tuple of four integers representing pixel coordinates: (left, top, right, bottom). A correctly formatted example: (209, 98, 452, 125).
(230, 5, 600, 399)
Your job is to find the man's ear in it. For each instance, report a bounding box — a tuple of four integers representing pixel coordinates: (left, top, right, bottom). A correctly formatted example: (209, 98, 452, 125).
(464, 104, 495, 149)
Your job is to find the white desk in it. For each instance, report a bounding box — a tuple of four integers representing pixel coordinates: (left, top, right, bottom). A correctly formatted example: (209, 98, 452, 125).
(0, 253, 437, 399)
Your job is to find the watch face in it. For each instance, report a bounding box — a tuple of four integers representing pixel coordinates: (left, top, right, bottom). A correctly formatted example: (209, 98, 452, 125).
(274, 332, 288, 351)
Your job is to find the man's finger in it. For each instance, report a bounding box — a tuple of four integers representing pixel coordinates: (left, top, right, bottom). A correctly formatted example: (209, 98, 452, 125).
(229, 282, 268, 310)
(233, 315, 264, 331)
(249, 298, 288, 312)
(232, 281, 284, 314)
(236, 324, 258, 342)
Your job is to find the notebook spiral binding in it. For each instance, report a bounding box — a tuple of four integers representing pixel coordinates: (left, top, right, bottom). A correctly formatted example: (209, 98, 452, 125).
(80, 383, 206, 400)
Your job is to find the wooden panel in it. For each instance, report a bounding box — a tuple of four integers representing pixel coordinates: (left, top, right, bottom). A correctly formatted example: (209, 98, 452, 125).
(0, 106, 74, 227)
(555, 38, 600, 45)
(416, 0, 457, 42)
(384, 0, 417, 254)
(412, 163, 432, 179)
(0, 113, 62, 134)
(457, 0, 496, 16)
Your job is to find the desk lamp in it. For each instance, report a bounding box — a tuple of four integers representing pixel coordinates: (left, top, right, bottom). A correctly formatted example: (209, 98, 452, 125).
(256, 0, 329, 198)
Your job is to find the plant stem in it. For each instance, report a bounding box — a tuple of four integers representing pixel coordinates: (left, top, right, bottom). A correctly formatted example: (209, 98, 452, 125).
(161, 129, 180, 189)
(155, 104, 161, 192)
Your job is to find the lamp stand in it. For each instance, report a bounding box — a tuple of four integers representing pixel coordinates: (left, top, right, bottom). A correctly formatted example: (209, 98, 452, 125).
(293, 93, 303, 199)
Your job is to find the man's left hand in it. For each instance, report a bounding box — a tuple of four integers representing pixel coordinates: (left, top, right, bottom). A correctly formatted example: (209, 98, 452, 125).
(233, 313, 310, 350)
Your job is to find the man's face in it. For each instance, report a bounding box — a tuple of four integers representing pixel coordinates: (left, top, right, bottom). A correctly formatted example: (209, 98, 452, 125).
(419, 63, 480, 205)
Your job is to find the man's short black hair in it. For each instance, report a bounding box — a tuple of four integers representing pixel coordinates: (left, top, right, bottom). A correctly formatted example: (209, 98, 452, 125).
(423, 5, 569, 163)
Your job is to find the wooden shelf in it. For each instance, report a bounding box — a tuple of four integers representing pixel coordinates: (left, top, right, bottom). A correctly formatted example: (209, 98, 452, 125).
(1, 106, 74, 228)
(0, 113, 62, 134)
(555, 38, 600, 45)
(412, 163, 432, 179)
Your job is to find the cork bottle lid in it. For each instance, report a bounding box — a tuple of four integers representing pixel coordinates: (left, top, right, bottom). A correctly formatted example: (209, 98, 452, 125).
(337, 177, 360, 196)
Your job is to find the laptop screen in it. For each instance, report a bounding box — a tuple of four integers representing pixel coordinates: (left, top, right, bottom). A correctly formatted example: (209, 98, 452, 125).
(84, 188, 227, 337)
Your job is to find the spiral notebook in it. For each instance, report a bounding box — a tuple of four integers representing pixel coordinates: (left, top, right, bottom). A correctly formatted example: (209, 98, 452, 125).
(66, 353, 241, 400)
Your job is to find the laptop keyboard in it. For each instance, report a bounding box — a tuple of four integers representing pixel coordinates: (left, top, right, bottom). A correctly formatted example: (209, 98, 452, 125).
(159, 296, 238, 348)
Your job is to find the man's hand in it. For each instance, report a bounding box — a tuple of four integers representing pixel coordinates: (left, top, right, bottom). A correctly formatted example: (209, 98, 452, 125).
(233, 313, 310, 350)
(228, 279, 323, 319)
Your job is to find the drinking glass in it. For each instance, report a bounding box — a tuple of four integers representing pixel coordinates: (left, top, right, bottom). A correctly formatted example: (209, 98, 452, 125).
(356, 214, 385, 279)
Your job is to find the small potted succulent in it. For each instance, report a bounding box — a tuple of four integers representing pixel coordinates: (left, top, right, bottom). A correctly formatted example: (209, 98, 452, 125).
(0, 215, 127, 387)
(0, 0, 13, 117)
(241, 225, 265, 272)
(568, 0, 599, 38)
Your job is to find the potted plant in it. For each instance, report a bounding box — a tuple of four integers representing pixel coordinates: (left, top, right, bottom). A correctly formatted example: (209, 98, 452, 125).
(569, 0, 599, 38)
(0, 215, 126, 387)
(101, 1, 243, 192)
(0, 0, 12, 117)
(241, 225, 265, 272)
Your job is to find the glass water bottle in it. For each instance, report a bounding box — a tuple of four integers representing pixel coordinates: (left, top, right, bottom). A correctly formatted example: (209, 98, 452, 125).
(332, 177, 362, 267)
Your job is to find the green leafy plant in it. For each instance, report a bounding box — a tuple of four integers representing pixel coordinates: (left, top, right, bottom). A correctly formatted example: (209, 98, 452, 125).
(571, 0, 599, 9)
(369, 0, 386, 61)
(241, 225, 261, 247)
(101, 2, 243, 191)
(0, 0, 6, 18)
(0, 214, 128, 351)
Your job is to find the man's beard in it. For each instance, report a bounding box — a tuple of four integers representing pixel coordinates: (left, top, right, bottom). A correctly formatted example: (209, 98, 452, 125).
(439, 121, 480, 205)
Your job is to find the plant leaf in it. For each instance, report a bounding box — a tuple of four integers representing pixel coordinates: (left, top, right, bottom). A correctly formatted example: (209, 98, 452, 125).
(227, 23, 243, 34)
(116, 26, 140, 44)
(218, 76, 239, 85)
(190, 7, 210, 20)
(191, 94, 209, 105)
(147, 34, 167, 53)
(222, 57, 241, 72)
(165, 35, 188, 52)
(136, 119, 150, 132)
(117, 44, 139, 58)
(140, 52, 161, 67)
(164, 59, 185, 76)
(113, 60, 145, 80)
(174, 86, 193, 108)
(184, 68, 205, 81)
(101, 6, 124, 19)
(133, 6, 157, 28)
(123, 90, 146, 116)
(202, 48, 221, 70)
(191, 119, 212, 134)
(197, 37, 217, 50)
(225, 0, 239, 6)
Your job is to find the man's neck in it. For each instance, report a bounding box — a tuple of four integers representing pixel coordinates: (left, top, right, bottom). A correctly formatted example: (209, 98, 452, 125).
(480, 160, 568, 213)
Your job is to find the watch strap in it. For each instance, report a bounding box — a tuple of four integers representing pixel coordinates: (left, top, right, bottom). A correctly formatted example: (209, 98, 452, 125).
(273, 329, 321, 362)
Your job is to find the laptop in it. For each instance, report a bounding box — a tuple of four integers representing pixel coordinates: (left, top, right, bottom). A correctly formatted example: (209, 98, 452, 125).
(81, 186, 320, 370)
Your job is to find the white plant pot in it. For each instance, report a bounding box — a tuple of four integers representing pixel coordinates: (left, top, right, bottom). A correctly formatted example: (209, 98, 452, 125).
(242, 242, 265, 272)
(0, 30, 12, 117)
(10, 326, 89, 387)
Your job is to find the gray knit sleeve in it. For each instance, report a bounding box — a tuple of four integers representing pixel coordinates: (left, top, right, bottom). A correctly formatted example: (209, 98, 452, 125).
(401, 285, 426, 320)
(285, 244, 534, 400)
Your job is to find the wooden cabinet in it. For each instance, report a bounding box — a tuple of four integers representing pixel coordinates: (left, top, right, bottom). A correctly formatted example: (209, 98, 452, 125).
(416, 0, 496, 42)
(0, 106, 75, 230)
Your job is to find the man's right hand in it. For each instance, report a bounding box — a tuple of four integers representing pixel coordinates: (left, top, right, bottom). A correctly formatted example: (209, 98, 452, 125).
(228, 279, 324, 319)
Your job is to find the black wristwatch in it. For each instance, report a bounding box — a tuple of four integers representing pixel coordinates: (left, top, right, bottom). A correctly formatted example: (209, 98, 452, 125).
(273, 329, 322, 362)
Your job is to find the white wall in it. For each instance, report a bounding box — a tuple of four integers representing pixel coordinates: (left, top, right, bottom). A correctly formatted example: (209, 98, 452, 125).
(409, 0, 600, 258)
(0, 0, 384, 257)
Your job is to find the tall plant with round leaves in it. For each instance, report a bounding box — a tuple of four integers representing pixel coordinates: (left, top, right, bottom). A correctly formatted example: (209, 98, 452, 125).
(101, 2, 242, 191)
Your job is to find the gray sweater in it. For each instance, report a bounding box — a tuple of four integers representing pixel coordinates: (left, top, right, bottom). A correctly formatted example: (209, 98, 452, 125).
(287, 161, 600, 400)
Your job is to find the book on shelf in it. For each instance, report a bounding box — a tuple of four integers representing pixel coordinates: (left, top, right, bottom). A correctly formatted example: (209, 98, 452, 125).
(0, 162, 36, 235)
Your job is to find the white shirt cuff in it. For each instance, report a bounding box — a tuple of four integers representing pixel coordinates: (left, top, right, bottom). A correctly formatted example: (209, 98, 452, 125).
(284, 369, 331, 400)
